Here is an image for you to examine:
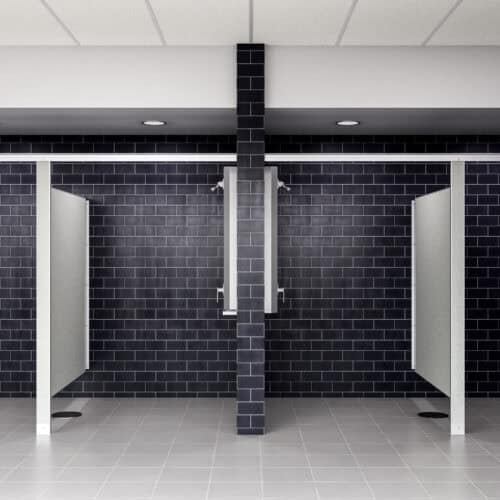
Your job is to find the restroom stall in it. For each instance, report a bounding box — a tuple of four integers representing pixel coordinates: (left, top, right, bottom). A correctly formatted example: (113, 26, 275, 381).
(264, 157, 465, 435)
(33, 156, 238, 434)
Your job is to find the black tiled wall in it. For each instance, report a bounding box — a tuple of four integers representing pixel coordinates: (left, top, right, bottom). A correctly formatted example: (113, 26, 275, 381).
(1, 135, 500, 398)
(0, 135, 237, 397)
(266, 161, 449, 397)
(266, 135, 500, 397)
(0, 135, 235, 155)
(53, 162, 237, 397)
(236, 44, 266, 434)
(0, 163, 35, 396)
(465, 163, 500, 397)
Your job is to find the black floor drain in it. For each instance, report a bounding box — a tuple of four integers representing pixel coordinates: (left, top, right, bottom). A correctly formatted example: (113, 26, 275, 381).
(52, 411, 82, 418)
(418, 411, 448, 419)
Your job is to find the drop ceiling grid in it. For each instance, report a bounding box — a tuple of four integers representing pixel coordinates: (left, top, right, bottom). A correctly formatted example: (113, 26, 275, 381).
(44, 0, 162, 46)
(253, 0, 353, 45)
(428, 0, 500, 46)
(0, 0, 497, 47)
(0, 0, 74, 46)
(149, 0, 250, 45)
(340, 0, 459, 46)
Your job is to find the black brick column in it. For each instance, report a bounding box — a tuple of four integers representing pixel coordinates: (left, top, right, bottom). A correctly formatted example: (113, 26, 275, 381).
(236, 44, 265, 434)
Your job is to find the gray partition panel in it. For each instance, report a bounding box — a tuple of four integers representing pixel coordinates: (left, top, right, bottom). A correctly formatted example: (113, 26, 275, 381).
(415, 188, 451, 396)
(50, 188, 88, 396)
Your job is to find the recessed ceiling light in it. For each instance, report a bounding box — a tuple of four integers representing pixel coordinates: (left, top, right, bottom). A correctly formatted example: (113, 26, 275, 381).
(142, 120, 166, 126)
(336, 120, 360, 127)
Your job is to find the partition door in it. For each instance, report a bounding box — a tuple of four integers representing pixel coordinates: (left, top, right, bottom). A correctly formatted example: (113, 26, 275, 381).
(414, 188, 451, 396)
(50, 188, 89, 397)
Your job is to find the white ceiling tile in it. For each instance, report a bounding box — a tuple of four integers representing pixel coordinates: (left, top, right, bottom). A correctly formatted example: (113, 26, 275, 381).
(149, 0, 249, 45)
(342, 0, 457, 46)
(46, 0, 162, 46)
(429, 0, 500, 45)
(0, 0, 74, 45)
(253, 0, 353, 45)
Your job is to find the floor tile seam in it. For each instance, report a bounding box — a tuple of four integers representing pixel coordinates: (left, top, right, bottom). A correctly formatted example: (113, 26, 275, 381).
(94, 404, 155, 500)
(323, 404, 378, 500)
(290, 400, 321, 500)
(259, 411, 264, 500)
(468, 424, 500, 465)
(422, 479, 490, 500)
(204, 398, 225, 500)
(373, 402, 435, 495)
(395, 400, 455, 461)
(151, 399, 191, 500)
(355, 402, 418, 498)
(16, 400, 103, 488)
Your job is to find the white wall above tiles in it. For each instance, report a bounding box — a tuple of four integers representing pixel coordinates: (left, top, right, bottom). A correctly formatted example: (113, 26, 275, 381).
(0, 0, 499, 46)
(0, 47, 235, 108)
(267, 47, 500, 108)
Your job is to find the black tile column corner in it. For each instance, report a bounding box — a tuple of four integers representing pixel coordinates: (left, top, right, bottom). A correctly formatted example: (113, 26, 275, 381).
(236, 43, 266, 434)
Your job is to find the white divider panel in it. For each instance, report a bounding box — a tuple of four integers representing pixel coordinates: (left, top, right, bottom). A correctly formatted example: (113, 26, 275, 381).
(264, 166, 278, 314)
(223, 167, 238, 314)
(50, 189, 89, 396)
(450, 161, 465, 435)
(85, 200, 90, 370)
(36, 161, 52, 436)
(414, 188, 451, 396)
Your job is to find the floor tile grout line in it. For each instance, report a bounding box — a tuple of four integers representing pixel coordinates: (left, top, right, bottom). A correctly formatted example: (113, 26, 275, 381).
(395, 399, 489, 500)
(3, 398, 500, 499)
(91, 399, 151, 499)
(396, 398, 455, 461)
(259, 404, 264, 500)
(371, 400, 430, 498)
(328, 400, 376, 500)
(151, 398, 190, 500)
(203, 398, 224, 500)
(453, 405, 497, 500)
(40, 397, 110, 497)
(290, 401, 318, 500)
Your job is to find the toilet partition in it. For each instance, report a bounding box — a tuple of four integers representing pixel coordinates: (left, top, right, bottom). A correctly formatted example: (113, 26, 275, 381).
(0, 152, 486, 436)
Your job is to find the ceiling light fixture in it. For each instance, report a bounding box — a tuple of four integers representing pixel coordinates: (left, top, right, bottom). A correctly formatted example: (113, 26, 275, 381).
(336, 120, 360, 127)
(142, 120, 166, 126)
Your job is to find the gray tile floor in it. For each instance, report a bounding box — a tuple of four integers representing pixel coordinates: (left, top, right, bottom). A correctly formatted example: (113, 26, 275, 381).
(1, 398, 500, 499)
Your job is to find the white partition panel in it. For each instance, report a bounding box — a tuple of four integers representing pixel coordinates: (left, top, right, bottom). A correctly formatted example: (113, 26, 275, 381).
(450, 161, 465, 435)
(414, 188, 451, 396)
(264, 166, 278, 314)
(223, 167, 238, 314)
(50, 189, 89, 396)
(36, 161, 52, 436)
